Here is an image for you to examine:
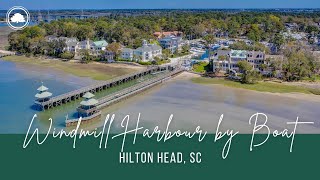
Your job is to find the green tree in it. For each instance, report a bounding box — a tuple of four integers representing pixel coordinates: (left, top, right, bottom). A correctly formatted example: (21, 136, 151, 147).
(247, 24, 262, 42)
(237, 60, 261, 84)
(107, 42, 122, 59)
(203, 34, 216, 45)
(60, 51, 74, 59)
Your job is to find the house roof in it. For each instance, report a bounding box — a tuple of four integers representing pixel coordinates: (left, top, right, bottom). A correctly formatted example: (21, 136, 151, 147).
(79, 40, 94, 46)
(66, 41, 78, 47)
(122, 48, 133, 53)
(230, 50, 247, 58)
(150, 44, 162, 51)
(216, 50, 230, 57)
(247, 51, 265, 59)
(153, 31, 182, 38)
(160, 35, 182, 41)
(136, 46, 152, 52)
(93, 40, 108, 47)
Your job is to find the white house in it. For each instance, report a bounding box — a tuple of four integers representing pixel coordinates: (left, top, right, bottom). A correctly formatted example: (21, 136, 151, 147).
(78, 39, 95, 50)
(121, 48, 134, 60)
(45, 36, 79, 53)
(158, 35, 182, 53)
(213, 49, 266, 72)
(133, 40, 162, 61)
(121, 40, 162, 62)
(93, 40, 108, 51)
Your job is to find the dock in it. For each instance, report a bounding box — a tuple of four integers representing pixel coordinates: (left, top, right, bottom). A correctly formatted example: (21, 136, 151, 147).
(96, 68, 183, 109)
(65, 68, 183, 126)
(35, 65, 177, 110)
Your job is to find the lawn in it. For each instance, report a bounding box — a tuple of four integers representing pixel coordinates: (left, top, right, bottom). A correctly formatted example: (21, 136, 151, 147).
(192, 62, 209, 73)
(3, 55, 140, 81)
(191, 77, 319, 95)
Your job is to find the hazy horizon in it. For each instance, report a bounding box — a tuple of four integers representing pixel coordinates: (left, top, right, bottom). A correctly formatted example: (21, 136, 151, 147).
(1, 8, 320, 11)
(1, 0, 320, 10)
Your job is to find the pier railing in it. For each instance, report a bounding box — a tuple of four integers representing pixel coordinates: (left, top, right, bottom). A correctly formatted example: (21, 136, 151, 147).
(35, 64, 175, 110)
(96, 69, 183, 109)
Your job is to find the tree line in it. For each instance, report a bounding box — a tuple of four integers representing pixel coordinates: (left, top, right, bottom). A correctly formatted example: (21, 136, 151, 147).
(7, 11, 320, 58)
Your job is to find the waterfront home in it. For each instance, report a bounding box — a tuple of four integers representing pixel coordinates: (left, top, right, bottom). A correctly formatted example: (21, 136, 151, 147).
(264, 55, 284, 77)
(213, 49, 267, 72)
(121, 40, 162, 62)
(93, 40, 108, 51)
(63, 38, 79, 52)
(102, 50, 115, 62)
(159, 35, 183, 54)
(133, 40, 162, 62)
(78, 39, 95, 50)
(121, 48, 134, 60)
(45, 36, 79, 53)
(247, 51, 265, 71)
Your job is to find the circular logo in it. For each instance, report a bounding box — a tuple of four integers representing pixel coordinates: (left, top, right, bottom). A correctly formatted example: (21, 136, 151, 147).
(6, 6, 30, 30)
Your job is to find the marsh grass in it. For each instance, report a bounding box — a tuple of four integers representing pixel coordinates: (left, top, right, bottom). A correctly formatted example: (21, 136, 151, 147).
(3, 55, 138, 81)
(191, 77, 319, 95)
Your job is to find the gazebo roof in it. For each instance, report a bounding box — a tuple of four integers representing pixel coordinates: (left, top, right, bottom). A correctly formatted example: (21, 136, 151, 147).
(35, 91, 52, 99)
(37, 85, 49, 91)
(80, 98, 98, 106)
(83, 92, 95, 99)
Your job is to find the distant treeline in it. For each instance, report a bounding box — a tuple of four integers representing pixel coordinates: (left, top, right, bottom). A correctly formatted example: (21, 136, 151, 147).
(7, 11, 320, 55)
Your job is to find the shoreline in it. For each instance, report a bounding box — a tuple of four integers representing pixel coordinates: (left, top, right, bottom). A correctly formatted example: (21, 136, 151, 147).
(182, 72, 320, 103)
(2, 55, 144, 81)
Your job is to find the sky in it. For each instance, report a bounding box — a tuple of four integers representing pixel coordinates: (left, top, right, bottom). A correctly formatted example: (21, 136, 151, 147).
(1, 0, 320, 10)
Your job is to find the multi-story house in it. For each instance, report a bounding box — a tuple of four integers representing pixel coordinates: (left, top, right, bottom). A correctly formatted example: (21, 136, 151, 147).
(78, 39, 95, 50)
(158, 35, 182, 54)
(134, 40, 162, 62)
(120, 40, 162, 62)
(93, 40, 108, 51)
(121, 48, 134, 60)
(247, 51, 265, 71)
(213, 49, 266, 72)
(102, 51, 115, 62)
(46, 36, 79, 53)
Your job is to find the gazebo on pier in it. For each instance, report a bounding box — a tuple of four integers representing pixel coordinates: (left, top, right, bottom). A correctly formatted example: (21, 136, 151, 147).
(35, 83, 52, 103)
(34, 83, 53, 110)
(77, 92, 99, 118)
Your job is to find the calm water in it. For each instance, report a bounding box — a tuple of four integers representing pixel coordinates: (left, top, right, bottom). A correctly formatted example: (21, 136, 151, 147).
(0, 60, 98, 133)
(98, 75, 320, 134)
(1, 60, 320, 134)
(0, 23, 7, 27)
(0, 60, 157, 133)
(0, 22, 37, 27)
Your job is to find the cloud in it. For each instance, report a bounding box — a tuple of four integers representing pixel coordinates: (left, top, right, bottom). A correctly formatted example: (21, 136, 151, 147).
(10, 13, 26, 23)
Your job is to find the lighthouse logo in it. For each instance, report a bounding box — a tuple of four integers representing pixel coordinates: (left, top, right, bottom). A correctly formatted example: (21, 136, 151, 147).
(6, 6, 30, 30)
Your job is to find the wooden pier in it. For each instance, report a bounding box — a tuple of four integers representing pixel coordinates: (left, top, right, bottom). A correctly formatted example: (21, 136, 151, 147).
(34, 65, 176, 110)
(64, 68, 183, 126)
(95, 68, 182, 110)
